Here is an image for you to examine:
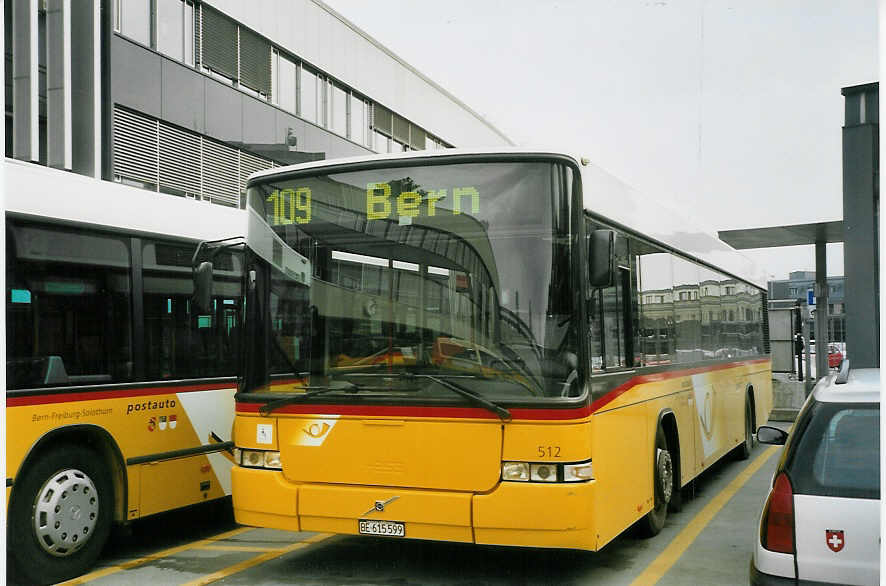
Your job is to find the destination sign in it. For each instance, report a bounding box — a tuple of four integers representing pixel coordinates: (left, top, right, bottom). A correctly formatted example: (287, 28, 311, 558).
(266, 182, 480, 226)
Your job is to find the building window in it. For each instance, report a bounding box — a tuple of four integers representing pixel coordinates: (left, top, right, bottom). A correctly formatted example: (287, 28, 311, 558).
(372, 129, 389, 153)
(201, 5, 237, 82)
(350, 95, 367, 146)
(157, 0, 184, 62)
(331, 83, 348, 137)
(273, 50, 296, 113)
(117, 0, 151, 46)
(299, 66, 318, 124)
(238, 26, 271, 96)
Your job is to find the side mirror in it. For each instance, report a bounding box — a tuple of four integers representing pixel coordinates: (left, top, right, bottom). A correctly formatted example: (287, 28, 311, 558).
(756, 425, 788, 446)
(589, 229, 615, 288)
(193, 261, 214, 314)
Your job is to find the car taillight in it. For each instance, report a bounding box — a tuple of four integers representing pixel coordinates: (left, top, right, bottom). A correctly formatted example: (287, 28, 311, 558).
(761, 472, 795, 554)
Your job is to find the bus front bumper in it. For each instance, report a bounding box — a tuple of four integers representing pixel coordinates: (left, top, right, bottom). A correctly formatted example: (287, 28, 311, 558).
(232, 466, 597, 550)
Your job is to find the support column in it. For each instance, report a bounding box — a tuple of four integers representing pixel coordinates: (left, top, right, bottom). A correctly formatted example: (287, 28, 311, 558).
(815, 241, 828, 379)
(47, 0, 72, 169)
(12, 0, 39, 161)
(842, 84, 879, 368)
(70, 0, 100, 177)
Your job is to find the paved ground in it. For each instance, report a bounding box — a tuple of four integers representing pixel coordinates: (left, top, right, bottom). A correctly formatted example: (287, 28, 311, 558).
(2, 420, 794, 586)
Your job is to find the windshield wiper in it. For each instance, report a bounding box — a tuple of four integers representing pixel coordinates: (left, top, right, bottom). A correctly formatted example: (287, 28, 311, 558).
(420, 374, 511, 422)
(258, 382, 362, 415)
(335, 372, 511, 421)
(257, 378, 424, 415)
(261, 372, 511, 422)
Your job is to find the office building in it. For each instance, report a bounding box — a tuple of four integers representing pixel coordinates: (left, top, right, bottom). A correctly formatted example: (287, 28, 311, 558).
(5, 0, 513, 207)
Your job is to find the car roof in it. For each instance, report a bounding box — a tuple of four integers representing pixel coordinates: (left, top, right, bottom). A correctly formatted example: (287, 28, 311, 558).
(813, 367, 880, 404)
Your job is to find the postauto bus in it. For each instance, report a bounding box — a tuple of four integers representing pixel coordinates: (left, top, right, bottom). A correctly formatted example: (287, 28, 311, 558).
(207, 149, 771, 552)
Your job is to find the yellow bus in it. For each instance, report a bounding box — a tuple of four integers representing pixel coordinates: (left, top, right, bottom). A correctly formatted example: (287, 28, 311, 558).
(222, 149, 772, 551)
(5, 160, 244, 583)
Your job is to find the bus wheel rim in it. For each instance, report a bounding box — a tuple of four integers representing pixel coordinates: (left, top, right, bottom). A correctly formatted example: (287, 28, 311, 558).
(32, 468, 100, 557)
(656, 448, 673, 503)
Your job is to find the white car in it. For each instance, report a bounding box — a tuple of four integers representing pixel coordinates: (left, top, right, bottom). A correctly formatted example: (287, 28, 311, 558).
(751, 362, 880, 586)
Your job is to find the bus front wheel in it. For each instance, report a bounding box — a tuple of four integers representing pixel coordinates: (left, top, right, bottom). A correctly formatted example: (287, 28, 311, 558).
(638, 426, 673, 537)
(9, 445, 113, 585)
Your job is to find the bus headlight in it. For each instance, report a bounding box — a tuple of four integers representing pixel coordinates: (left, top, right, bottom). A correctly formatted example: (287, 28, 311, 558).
(236, 448, 282, 470)
(501, 460, 593, 483)
(563, 460, 594, 482)
(530, 463, 557, 482)
(263, 451, 282, 469)
(501, 462, 530, 481)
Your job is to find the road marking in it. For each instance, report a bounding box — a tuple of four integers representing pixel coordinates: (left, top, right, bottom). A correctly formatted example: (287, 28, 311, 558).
(181, 533, 333, 586)
(57, 527, 252, 585)
(199, 544, 275, 552)
(630, 445, 780, 586)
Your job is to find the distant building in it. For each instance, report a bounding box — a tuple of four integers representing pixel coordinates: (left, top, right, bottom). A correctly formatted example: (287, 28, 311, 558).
(768, 271, 846, 344)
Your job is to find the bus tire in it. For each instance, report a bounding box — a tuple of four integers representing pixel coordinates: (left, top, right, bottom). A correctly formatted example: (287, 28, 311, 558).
(8, 445, 113, 585)
(736, 396, 754, 461)
(639, 426, 673, 537)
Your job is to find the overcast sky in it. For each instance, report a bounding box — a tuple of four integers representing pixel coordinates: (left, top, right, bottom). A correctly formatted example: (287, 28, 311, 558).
(324, 0, 878, 280)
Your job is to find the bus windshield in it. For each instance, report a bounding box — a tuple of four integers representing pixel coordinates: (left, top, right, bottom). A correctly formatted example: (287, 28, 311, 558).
(243, 159, 579, 403)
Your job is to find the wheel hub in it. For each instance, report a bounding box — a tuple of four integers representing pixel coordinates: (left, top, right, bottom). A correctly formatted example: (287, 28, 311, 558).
(32, 469, 99, 557)
(656, 448, 673, 503)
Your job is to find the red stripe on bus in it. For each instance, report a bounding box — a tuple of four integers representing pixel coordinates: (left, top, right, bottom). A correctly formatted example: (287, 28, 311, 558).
(236, 358, 770, 421)
(6, 381, 235, 407)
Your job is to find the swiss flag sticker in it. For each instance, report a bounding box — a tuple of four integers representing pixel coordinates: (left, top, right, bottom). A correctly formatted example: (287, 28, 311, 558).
(826, 529, 844, 552)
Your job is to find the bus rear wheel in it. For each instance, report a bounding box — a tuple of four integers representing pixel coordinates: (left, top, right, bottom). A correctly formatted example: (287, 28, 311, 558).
(8, 445, 113, 585)
(639, 425, 673, 537)
(736, 396, 754, 461)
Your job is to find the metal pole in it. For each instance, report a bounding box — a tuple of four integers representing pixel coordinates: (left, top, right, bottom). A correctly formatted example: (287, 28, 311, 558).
(815, 241, 829, 380)
(803, 312, 813, 395)
(794, 303, 802, 380)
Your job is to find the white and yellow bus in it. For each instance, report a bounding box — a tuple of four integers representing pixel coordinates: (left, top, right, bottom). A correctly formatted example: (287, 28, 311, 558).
(223, 149, 772, 551)
(5, 160, 244, 583)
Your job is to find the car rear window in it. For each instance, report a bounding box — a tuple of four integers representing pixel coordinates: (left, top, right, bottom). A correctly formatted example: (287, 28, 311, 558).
(787, 402, 879, 499)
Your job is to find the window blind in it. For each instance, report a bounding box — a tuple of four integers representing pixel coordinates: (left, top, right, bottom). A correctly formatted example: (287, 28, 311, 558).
(239, 26, 271, 95)
(113, 107, 158, 186)
(201, 6, 237, 79)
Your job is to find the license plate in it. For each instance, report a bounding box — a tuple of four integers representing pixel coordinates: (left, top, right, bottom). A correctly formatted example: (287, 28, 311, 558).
(358, 519, 405, 537)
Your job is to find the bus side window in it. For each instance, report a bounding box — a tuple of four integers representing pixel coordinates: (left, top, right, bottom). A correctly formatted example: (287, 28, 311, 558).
(586, 221, 632, 371)
(637, 248, 674, 366)
(6, 222, 133, 389)
(142, 240, 242, 380)
(672, 257, 701, 363)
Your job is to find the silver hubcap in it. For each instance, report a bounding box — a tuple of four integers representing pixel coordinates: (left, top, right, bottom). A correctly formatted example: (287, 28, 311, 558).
(33, 469, 99, 557)
(656, 448, 673, 504)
